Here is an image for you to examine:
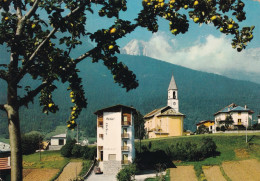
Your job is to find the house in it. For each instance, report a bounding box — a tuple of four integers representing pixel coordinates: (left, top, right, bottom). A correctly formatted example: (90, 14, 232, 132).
(0, 142, 11, 181)
(144, 74, 185, 138)
(196, 120, 215, 132)
(49, 134, 67, 150)
(95, 104, 136, 174)
(214, 103, 254, 131)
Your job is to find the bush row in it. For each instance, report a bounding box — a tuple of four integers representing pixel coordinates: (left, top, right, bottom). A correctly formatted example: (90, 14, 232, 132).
(61, 139, 96, 160)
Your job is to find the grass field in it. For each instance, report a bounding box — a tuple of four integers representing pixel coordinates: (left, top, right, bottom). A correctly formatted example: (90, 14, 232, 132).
(23, 150, 69, 169)
(141, 133, 260, 180)
(23, 150, 93, 181)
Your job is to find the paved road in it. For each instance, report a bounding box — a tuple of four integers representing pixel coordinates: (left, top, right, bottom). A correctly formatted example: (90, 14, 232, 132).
(86, 172, 117, 181)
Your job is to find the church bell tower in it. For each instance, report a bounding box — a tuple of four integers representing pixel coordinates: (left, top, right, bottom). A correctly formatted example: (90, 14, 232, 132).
(167, 74, 179, 112)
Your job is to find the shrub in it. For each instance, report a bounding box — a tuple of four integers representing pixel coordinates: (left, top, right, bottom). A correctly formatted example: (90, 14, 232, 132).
(61, 139, 76, 157)
(21, 133, 43, 155)
(196, 125, 209, 134)
(220, 125, 225, 131)
(116, 164, 136, 181)
(200, 137, 217, 158)
(216, 127, 220, 131)
(72, 144, 82, 157)
(61, 140, 96, 159)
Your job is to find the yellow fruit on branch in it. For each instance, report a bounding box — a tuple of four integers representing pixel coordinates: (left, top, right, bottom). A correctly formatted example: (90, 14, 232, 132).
(31, 23, 36, 28)
(171, 29, 178, 34)
(210, 16, 217, 21)
(48, 103, 54, 108)
(73, 107, 77, 111)
(194, 0, 199, 6)
(193, 17, 199, 23)
(67, 124, 71, 128)
(71, 120, 75, 124)
(109, 45, 114, 50)
(220, 27, 224, 32)
(184, 5, 188, 9)
(110, 28, 116, 34)
(71, 99, 75, 103)
(227, 24, 233, 29)
(4, 17, 8, 20)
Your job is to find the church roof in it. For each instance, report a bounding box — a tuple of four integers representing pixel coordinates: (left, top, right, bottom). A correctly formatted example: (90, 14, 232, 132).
(143, 106, 170, 119)
(144, 106, 185, 119)
(168, 74, 178, 90)
(157, 108, 185, 117)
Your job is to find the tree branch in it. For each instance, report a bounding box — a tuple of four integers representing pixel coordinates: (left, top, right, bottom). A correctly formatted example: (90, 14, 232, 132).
(18, 4, 87, 82)
(0, 104, 5, 111)
(23, 0, 40, 20)
(16, 0, 23, 20)
(74, 51, 91, 64)
(18, 80, 52, 107)
(0, 70, 7, 81)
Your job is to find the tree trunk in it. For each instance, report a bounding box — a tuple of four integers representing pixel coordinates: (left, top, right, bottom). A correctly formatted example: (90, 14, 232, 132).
(7, 82, 23, 181)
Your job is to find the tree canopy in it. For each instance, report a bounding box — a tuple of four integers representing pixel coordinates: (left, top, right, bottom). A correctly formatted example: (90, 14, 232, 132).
(0, 0, 254, 180)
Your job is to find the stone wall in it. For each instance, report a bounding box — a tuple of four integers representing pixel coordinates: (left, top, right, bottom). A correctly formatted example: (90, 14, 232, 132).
(48, 145, 63, 151)
(103, 161, 122, 175)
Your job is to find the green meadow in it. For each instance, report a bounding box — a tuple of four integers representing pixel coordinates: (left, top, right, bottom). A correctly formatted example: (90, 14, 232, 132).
(140, 133, 260, 180)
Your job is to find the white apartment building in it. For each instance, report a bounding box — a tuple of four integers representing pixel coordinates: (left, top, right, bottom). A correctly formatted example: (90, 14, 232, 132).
(214, 103, 254, 132)
(95, 105, 136, 174)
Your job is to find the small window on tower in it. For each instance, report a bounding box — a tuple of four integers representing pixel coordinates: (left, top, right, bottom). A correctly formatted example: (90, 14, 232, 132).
(173, 91, 176, 99)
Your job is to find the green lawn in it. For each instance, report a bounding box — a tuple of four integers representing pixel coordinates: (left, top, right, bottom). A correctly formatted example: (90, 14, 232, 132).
(23, 150, 70, 169)
(139, 133, 260, 180)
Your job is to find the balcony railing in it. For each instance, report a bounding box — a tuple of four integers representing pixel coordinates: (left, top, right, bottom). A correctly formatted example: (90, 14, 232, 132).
(121, 160, 131, 165)
(122, 121, 131, 126)
(121, 133, 129, 138)
(121, 146, 129, 151)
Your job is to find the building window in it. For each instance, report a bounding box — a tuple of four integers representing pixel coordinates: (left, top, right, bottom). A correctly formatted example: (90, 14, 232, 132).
(173, 91, 176, 99)
(99, 134, 103, 139)
(122, 154, 129, 164)
(238, 112, 241, 116)
(124, 116, 128, 122)
(59, 139, 64, 145)
(238, 119, 242, 125)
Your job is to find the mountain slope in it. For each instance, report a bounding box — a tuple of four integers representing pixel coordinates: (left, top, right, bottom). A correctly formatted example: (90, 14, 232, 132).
(1, 54, 260, 137)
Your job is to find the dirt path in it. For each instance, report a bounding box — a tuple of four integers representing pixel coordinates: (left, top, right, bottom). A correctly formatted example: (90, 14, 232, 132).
(56, 162, 82, 181)
(23, 169, 59, 181)
(222, 159, 260, 181)
(170, 166, 197, 181)
(202, 166, 225, 181)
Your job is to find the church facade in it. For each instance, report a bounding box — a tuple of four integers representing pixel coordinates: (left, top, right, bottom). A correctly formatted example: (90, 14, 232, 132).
(144, 74, 185, 138)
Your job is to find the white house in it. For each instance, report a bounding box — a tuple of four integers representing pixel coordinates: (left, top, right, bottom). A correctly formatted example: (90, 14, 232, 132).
(49, 134, 67, 150)
(95, 105, 136, 174)
(214, 103, 254, 132)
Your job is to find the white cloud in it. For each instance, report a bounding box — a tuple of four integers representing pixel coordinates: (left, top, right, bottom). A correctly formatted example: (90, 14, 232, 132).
(123, 32, 260, 82)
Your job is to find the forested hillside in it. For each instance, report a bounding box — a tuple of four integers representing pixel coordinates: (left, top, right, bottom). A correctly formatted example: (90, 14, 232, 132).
(1, 53, 260, 138)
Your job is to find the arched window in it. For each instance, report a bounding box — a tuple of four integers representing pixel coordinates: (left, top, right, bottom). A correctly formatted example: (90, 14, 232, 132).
(173, 91, 176, 99)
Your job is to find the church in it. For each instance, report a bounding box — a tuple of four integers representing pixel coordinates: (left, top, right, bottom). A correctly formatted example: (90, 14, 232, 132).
(144, 74, 185, 138)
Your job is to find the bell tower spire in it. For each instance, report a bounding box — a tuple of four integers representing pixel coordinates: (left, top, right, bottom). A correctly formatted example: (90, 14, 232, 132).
(167, 73, 179, 112)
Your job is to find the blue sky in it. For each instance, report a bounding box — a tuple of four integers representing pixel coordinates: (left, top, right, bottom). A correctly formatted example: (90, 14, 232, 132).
(86, 0, 260, 84)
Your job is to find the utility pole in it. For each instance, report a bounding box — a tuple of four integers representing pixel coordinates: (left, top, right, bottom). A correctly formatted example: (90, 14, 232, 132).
(246, 116, 248, 143)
